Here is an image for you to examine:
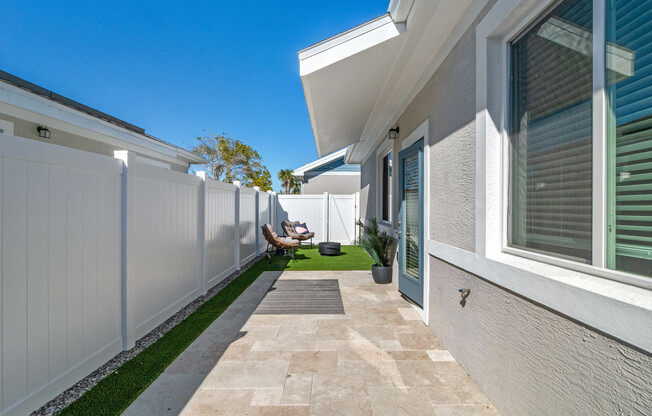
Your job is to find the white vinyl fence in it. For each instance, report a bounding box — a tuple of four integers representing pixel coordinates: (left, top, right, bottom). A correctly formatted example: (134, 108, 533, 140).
(275, 192, 360, 244)
(0, 134, 287, 416)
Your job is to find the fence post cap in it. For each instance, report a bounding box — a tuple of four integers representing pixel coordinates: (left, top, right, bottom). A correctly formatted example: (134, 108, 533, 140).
(253, 186, 260, 191)
(233, 180, 241, 187)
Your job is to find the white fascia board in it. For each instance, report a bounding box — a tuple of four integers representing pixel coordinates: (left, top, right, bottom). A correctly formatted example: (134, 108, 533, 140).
(305, 171, 361, 178)
(388, 0, 416, 23)
(0, 81, 206, 165)
(299, 15, 406, 77)
(292, 148, 348, 176)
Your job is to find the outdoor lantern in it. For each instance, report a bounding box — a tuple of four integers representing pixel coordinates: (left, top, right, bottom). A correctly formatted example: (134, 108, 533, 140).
(37, 125, 51, 139)
(388, 126, 399, 140)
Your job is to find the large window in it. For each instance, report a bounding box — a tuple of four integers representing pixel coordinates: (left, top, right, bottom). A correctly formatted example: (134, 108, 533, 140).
(381, 151, 393, 222)
(509, 0, 652, 279)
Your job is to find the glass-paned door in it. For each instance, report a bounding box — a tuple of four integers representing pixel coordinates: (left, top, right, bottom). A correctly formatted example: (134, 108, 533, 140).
(398, 139, 424, 306)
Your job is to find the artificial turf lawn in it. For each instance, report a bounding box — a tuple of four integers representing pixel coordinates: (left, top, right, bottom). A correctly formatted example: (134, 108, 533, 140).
(58, 245, 371, 415)
(266, 244, 375, 271)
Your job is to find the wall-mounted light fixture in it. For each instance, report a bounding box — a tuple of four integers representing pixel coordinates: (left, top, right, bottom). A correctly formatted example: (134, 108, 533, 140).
(37, 126, 51, 139)
(388, 126, 399, 140)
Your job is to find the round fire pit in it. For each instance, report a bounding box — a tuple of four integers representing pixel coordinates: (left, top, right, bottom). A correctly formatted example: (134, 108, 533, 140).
(318, 242, 341, 256)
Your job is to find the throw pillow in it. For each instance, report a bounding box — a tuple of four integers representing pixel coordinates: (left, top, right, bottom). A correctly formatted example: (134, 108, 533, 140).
(295, 223, 309, 234)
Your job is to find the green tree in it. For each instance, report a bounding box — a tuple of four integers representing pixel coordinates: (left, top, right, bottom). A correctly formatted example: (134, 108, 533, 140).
(290, 180, 302, 194)
(277, 169, 296, 194)
(192, 133, 272, 191)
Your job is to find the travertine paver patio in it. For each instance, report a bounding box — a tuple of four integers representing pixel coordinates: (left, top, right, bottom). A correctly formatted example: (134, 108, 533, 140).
(124, 271, 500, 415)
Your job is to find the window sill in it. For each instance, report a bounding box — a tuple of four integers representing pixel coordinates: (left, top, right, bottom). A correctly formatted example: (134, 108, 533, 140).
(427, 239, 652, 353)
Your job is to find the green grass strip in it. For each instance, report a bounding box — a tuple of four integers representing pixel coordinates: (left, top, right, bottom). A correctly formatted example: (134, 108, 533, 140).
(58, 246, 371, 415)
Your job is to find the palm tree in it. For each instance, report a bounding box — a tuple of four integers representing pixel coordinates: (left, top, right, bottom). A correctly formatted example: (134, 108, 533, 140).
(278, 169, 295, 194)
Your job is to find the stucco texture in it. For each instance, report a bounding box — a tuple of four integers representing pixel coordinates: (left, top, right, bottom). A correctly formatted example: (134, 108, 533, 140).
(428, 256, 652, 416)
(394, 16, 477, 252)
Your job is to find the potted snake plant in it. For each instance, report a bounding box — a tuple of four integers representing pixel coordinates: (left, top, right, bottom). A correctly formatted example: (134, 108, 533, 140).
(357, 218, 393, 284)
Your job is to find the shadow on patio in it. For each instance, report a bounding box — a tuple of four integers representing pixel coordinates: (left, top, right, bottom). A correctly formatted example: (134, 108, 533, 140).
(122, 247, 500, 416)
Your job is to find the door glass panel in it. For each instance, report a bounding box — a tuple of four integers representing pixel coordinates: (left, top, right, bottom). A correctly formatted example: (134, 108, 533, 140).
(403, 152, 420, 279)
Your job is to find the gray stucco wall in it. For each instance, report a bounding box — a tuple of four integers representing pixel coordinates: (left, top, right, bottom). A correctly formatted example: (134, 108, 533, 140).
(393, 17, 476, 252)
(357, 1, 652, 414)
(428, 256, 652, 416)
(301, 173, 361, 195)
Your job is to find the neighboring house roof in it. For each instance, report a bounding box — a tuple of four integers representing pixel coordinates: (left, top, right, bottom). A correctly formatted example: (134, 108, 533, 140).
(292, 148, 359, 179)
(0, 70, 206, 165)
(298, 0, 482, 163)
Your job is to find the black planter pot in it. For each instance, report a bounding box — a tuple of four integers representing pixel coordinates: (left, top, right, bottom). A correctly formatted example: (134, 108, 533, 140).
(371, 265, 392, 284)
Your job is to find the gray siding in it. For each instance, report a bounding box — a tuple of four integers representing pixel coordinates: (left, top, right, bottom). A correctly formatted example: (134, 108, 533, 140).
(428, 256, 652, 416)
(301, 173, 361, 195)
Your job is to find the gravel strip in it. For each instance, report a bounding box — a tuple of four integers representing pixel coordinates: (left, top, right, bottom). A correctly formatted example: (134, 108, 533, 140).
(32, 255, 263, 416)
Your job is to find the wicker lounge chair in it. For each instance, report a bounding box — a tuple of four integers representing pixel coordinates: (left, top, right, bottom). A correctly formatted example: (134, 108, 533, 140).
(261, 224, 299, 262)
(281, 220, 315, 248)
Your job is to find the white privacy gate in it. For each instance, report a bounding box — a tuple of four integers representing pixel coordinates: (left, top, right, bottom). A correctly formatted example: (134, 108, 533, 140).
(275, 192, 360, 244)
(328, 194, 357, 244)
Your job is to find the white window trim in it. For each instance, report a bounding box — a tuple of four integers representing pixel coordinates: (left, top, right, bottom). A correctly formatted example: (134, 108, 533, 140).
(496, 0, 652, 290)
(464, 0, 652, 353)
(376, 136, 394, 226)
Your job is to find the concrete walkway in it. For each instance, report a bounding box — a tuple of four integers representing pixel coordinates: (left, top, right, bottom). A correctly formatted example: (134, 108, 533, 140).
(124, 271, 500, 416)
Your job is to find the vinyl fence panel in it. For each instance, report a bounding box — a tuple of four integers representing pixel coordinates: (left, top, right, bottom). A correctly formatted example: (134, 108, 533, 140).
(258, 192, 271, 253)
(132, 163, 202, 339)
(239, 187, 257, 264)
(205, 179, 237, 288)
(0, 135, 123, 416)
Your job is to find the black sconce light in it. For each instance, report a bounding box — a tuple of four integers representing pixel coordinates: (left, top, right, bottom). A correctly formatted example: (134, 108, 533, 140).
(388, 126, 399, 140)
(37, 126, 51, 139)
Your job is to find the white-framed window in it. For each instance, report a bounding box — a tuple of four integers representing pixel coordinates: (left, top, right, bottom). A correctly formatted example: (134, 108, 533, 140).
(376, 138, 394, 224)
(381, 150, 393, 223)
(506, 0, 652, 282)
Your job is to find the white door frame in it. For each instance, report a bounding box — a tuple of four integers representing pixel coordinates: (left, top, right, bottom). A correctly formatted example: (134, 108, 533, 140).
(400, 119, 430, 324)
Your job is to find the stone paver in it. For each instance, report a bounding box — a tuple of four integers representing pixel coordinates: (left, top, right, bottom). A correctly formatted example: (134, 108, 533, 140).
(123, 270, 500, 416)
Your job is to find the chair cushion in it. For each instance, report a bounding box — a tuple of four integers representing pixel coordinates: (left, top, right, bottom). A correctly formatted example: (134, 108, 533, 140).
(264, 224, 278, 238)
(281, 237, 299, 245)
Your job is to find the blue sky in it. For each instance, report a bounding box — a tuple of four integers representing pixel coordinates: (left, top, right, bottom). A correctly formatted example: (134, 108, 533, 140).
(2, 0, 387, 191)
